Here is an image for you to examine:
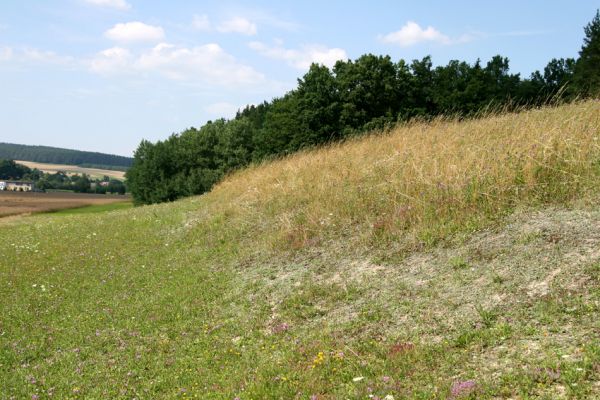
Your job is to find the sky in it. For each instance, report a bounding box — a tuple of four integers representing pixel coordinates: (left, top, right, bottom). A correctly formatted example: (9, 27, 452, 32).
(0, 1, 597, 157)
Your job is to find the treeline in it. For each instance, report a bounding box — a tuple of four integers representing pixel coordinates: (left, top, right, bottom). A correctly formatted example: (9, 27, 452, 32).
(127, 11, 600, 205)
(0, 143, 133, 169)
(35, 173, 126, 194)
(0, 159, 126, 194)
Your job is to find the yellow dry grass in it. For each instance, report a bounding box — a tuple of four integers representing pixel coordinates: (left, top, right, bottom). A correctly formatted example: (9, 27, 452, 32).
(197, 100, 600, 253)
(15, 160, 126, 180)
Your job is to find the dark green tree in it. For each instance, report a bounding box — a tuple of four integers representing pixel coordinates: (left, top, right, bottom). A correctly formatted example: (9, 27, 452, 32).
(0, 159, 31, 180)
(574, 10, 600, 96)
(296, 64, 341, 144)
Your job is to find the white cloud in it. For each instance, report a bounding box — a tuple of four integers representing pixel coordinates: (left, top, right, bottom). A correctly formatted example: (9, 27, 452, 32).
(0, 46, 76, 68)
(192, 14, 211, 31)
(379, 21, 455, 47)
(217, 17, 257, 35)
(89, 47, 133, 74)
(205, 102, 239, 117)
(249, 41, 347, 70)
(23, 49, 76, 65)
(89, 42, 264, 86)
(83, 0, 131, 10)
(105, 22, 165, 43)
(0, 46, 13, 61)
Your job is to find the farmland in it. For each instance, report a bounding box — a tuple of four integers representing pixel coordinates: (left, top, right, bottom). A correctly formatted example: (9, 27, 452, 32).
(0, 191, 130, 218)
(15, 160, 126, 180)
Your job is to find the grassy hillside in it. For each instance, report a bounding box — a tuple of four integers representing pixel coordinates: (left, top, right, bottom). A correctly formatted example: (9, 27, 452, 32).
(1, 101, 599, 399)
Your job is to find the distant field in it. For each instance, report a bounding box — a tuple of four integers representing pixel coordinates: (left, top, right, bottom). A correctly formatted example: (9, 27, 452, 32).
(15, 160, 126, 180)
(0, 191, 130, 218)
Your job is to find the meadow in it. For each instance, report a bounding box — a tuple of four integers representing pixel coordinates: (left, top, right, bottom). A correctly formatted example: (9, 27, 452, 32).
(15, 160, 126, 180)
(0, 191, 130, 218)
(0, 101, 599, 399)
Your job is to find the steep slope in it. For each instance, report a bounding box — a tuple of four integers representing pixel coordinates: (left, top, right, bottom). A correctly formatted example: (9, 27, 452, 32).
(1, 101, 599, 399)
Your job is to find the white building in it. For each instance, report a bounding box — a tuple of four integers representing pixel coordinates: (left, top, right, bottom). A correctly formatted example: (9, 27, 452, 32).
(0, 181, 35, 191)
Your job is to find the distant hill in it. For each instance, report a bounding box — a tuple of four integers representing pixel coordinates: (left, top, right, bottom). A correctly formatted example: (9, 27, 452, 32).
(0, 142, 133, 170)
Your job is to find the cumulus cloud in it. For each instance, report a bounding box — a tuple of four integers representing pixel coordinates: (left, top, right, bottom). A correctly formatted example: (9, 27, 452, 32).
(379, 21, 460, 47)
(89, 42, 264, 86)
(217, 17, 257, 35)
(83, 0, 131, 10)
(192, 14, 211, 31)
(249, 41, 347, 70)
(105, 22, 165, 43)
(88, 47, 133, 74)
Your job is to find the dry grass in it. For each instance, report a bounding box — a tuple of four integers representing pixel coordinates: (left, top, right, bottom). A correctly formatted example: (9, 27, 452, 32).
(15, 160, 126, 180)
(0, 191, 130, 217)
(200, 100, 600, 254)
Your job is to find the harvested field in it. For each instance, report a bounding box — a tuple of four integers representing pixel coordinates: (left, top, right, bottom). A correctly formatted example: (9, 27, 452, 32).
(0, 191, 130, 217)
(15, 160, 126, 180)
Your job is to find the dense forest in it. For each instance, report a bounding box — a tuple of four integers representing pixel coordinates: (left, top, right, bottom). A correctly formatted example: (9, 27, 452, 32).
(127, 10, 600, 205)
(0, 159, 126, 194)
(0, 143, 133, 170)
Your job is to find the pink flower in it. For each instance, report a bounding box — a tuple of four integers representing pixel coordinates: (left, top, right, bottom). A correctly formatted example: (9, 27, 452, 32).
(450, 380, 477, 398)
(272, 323, 289, 333)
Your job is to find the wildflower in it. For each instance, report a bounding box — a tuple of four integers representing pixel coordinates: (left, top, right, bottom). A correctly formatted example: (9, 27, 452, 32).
(272, 323, 289, 334)
(383, 396, 395, 400)
(352, 376, 364, 382)
(382, 376, 391, 383)
(450, 380, 476, 398)
(312, 351, 325, 367)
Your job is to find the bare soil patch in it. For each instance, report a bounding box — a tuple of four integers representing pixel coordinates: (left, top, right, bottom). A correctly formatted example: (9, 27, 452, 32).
(0, 191, 130, 217)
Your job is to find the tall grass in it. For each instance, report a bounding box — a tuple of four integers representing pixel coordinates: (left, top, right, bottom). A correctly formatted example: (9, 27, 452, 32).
(198, 100, 600, 254)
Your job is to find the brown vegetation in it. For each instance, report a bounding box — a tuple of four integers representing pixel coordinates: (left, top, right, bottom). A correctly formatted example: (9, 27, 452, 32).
(0, 191, 129, 217)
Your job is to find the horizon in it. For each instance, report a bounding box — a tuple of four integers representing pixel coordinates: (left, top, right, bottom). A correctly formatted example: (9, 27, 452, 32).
(0, 1, 597, 157)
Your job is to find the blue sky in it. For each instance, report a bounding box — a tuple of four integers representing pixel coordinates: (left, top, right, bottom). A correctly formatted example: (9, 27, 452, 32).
(0, 1, 597, 157)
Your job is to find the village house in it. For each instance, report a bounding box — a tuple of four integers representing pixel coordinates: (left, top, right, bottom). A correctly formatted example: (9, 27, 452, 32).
(0, 181, 35, 192)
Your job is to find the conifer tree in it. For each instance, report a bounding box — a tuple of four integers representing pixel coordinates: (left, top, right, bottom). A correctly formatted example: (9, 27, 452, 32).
(574, 10, 600, 95)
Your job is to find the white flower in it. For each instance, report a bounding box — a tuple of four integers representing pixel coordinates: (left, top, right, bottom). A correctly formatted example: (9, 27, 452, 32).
(352, 376, 364, 382)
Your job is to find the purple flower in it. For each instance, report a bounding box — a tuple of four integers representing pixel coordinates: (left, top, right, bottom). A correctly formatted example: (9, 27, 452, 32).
(272, 323, 289, 333)
(450, 380, 477, 398)
(382, 376, 391, 383)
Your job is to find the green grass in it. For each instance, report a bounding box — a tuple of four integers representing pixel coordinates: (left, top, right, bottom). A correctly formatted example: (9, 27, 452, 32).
(49, 201, 133, 215)
(1, 102, 599, 399)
